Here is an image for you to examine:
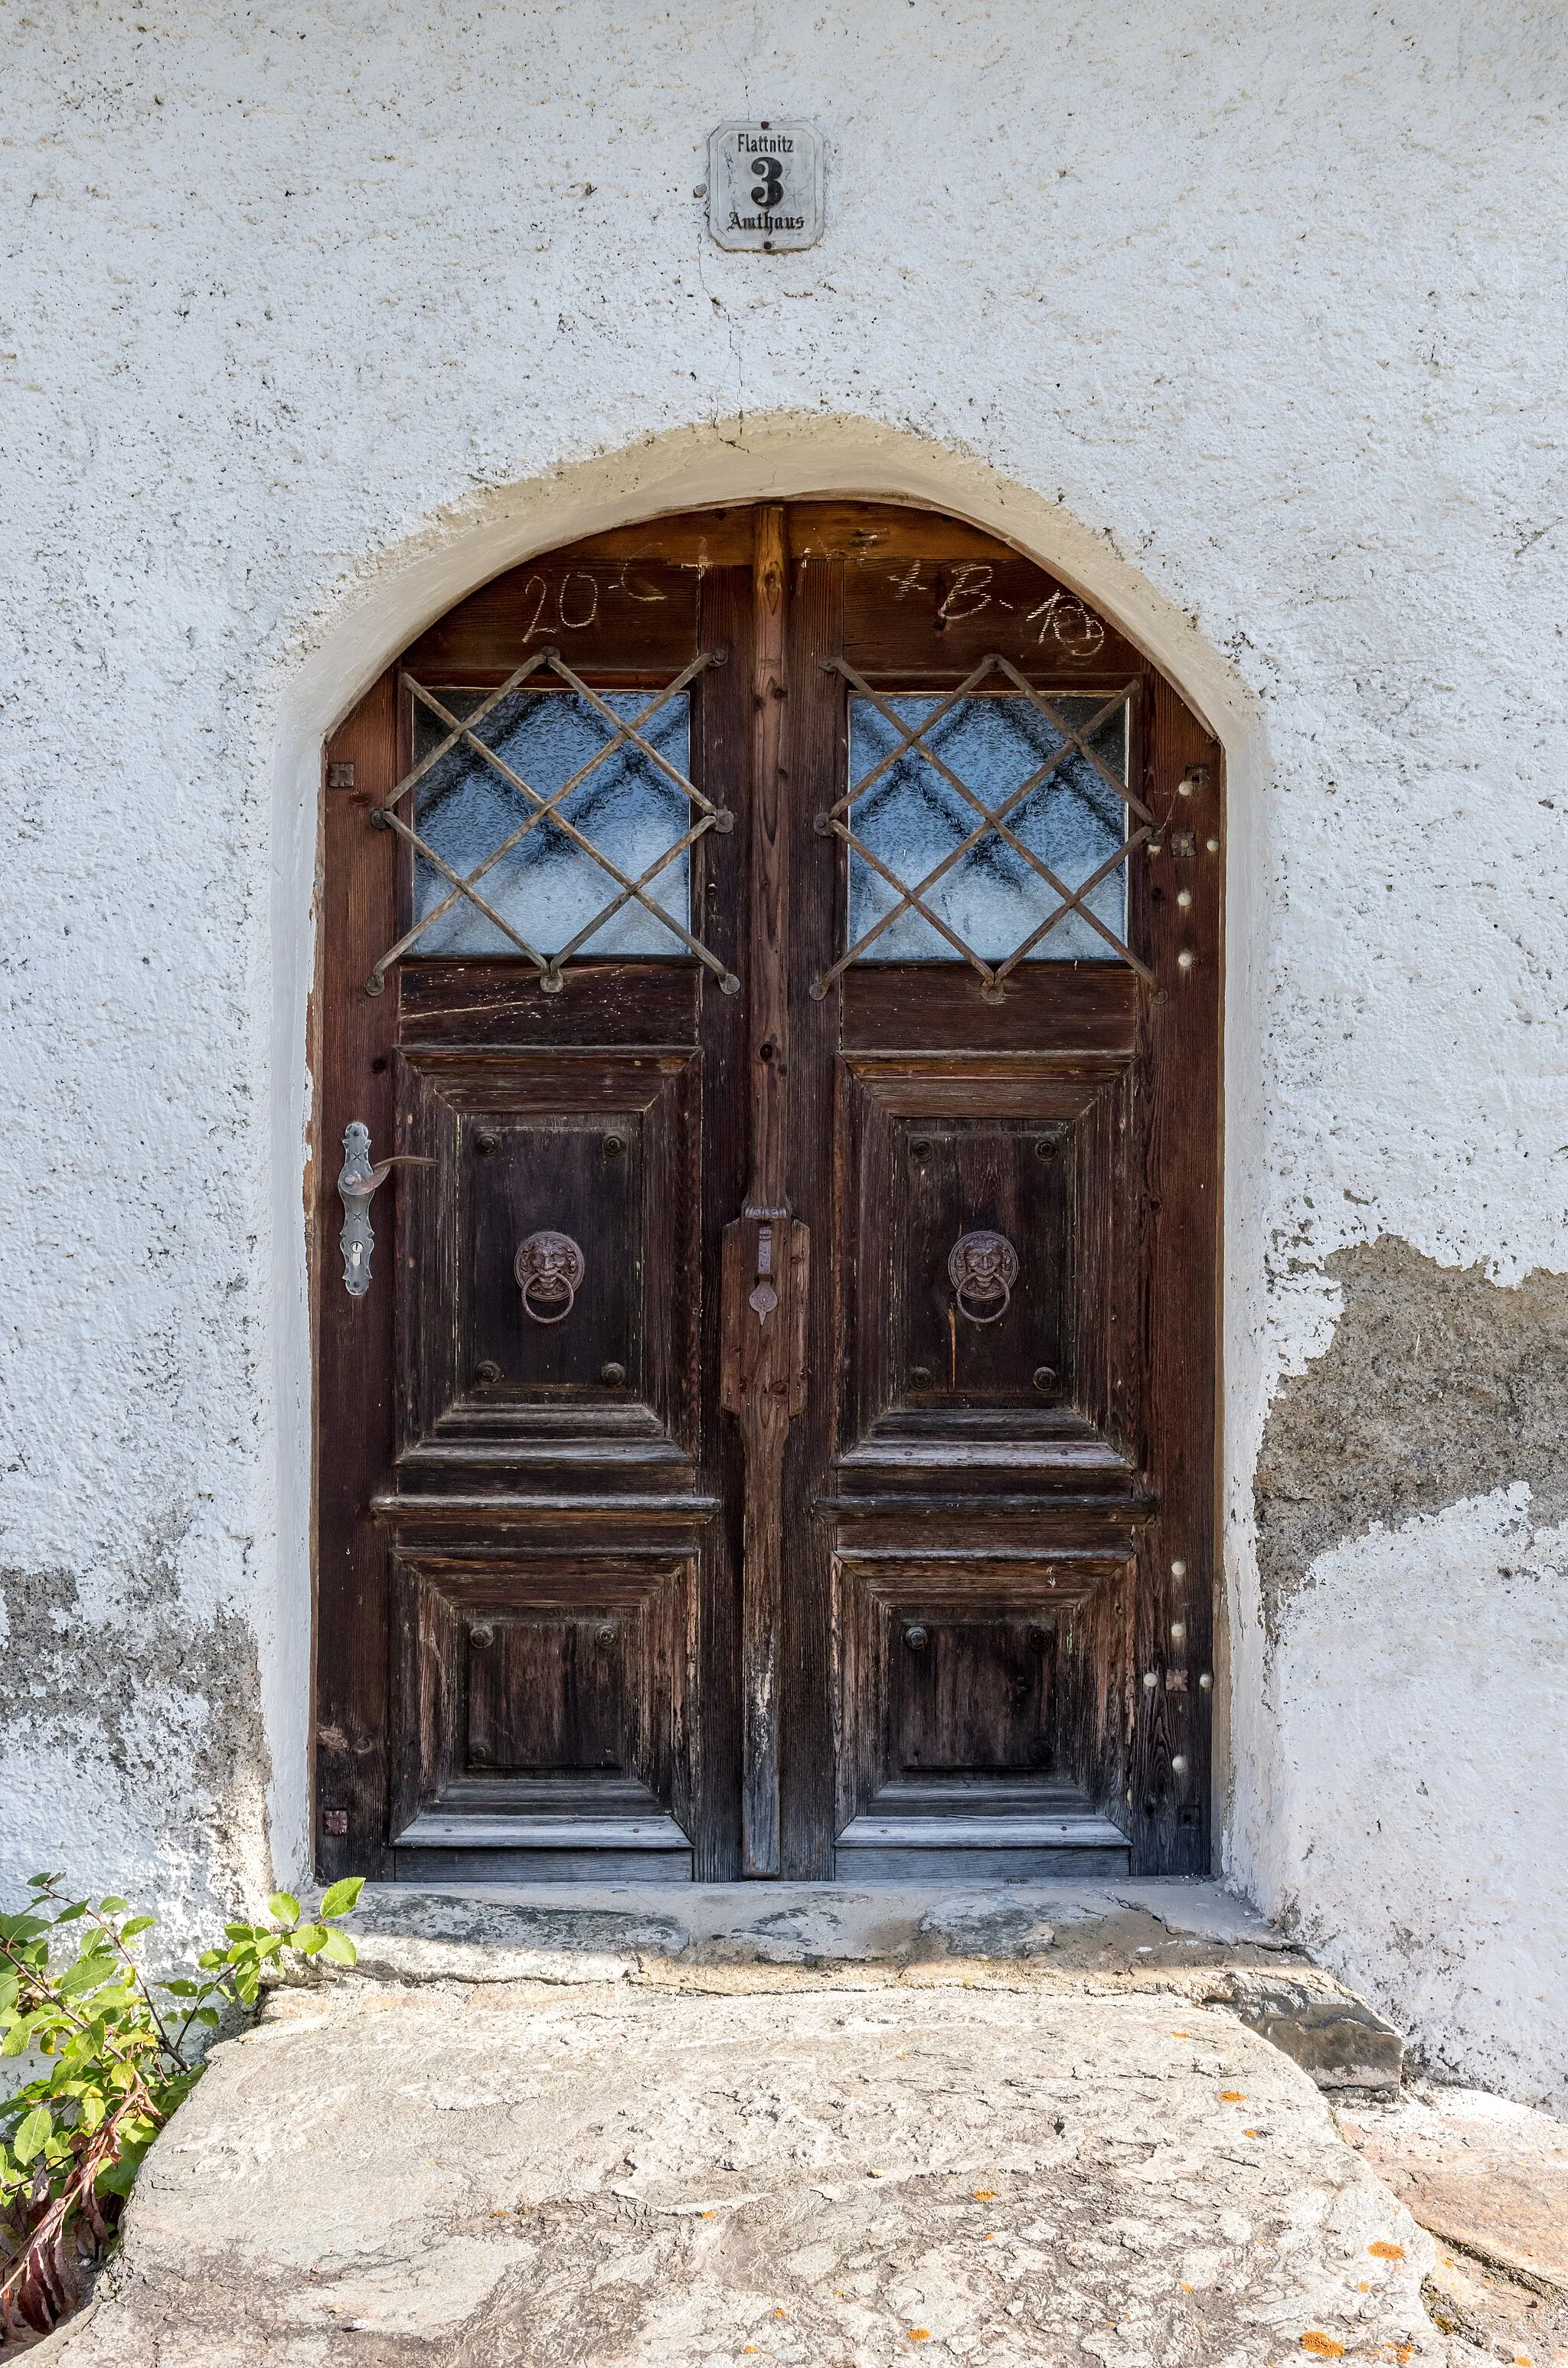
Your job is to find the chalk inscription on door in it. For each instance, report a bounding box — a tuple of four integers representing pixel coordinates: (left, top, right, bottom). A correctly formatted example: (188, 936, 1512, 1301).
(707, 122, 823, 251)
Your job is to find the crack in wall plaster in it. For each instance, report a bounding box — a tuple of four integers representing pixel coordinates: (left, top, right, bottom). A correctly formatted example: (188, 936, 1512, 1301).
(1254, 1237, 1568, 1639)
(0, 1520, 273, 1921)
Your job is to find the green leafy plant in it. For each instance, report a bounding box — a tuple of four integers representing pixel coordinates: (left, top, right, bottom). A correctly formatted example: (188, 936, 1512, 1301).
(0, 1872, 364, 2345)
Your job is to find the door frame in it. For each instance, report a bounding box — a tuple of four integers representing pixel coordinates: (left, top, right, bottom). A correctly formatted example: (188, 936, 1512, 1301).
(302, 486, 1229, 1886)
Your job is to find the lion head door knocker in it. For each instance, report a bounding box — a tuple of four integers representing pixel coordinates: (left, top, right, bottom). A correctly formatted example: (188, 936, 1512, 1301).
(514, 1230, 586, 1325)
(948, 1229, 1020, 1325)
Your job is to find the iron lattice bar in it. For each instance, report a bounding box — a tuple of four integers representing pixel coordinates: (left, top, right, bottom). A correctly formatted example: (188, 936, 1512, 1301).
(810, 655, 1153, 1000)
(364, 646, 739, 998)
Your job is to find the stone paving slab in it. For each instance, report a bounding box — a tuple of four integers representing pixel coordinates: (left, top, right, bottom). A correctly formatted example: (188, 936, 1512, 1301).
(1340, 2085, 1568, 2363)
(44, 1968, 1478, 2368)
(1341, 2083, 1568, 2291)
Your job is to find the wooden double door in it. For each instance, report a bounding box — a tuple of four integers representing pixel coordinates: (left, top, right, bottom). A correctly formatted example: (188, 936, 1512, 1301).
(315, 501, 1221, 1884)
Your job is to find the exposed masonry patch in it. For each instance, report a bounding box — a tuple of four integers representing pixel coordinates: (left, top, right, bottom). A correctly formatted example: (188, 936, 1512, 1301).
(1254, 1236, 1568, 1636)
(1, 1519, 273, 1915)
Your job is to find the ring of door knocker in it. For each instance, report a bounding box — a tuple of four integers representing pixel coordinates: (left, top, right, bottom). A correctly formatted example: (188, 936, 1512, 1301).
(948, 1229, 1019, 1324)
(514, 1230, 586, 1324)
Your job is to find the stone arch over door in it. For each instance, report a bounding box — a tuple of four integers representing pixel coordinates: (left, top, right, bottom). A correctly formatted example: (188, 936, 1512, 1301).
(307, 491, 1225, 1884)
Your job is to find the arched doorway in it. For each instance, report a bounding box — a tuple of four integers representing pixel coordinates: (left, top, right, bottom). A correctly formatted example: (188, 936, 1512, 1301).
(313, 501, 1221, 1883)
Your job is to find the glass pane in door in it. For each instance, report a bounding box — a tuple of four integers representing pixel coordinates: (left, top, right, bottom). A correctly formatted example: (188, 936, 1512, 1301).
(412, 689, 693, 959)
(848, 694, 1129, 962)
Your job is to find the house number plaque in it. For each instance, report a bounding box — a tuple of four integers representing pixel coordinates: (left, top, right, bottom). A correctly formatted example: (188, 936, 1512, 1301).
(707, 122, 823, 252)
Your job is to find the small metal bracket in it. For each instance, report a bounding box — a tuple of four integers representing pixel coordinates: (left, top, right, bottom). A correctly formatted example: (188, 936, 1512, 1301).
(337, 1122, 433, 1298)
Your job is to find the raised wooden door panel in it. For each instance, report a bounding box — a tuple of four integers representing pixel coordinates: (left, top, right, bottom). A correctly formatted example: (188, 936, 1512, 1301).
(835, 1053, 1138, 1476)
(389, 1550, 697, 1880)
(394, 1047, 701, 1468)
(832, 1552, 1137, 1879)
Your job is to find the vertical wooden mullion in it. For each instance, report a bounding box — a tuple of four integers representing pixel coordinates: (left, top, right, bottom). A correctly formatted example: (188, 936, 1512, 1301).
(315, 671, 400, 1880)
(1125, 673, 1223, 1873)
(693, 562, 751, 1879)
(779, 532, 844, 1876)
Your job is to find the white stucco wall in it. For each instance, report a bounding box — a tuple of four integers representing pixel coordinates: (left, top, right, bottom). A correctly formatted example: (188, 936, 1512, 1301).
(1, 2, 1563, 2096)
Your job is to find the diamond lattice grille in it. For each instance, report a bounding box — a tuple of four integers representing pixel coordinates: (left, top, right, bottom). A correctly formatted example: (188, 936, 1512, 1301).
(366, 646, 738, 998)
(811, 654, 1153, 1001)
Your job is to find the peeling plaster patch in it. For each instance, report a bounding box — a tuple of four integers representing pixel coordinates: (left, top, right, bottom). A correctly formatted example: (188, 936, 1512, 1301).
(1265, 1493, 1568, 2117)
(1254, 1237, 1568, 1635)
(0, 1517, 273, 1936)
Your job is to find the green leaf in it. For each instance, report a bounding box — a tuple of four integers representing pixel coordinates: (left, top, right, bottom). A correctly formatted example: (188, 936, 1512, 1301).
(266, 1893, 302, 1930)
(56, 1902, 87, 1923)
(120, 1916, 155, 1940)
(292, 1925, 328, 1956)
(59, 1954, 117, 1999)
(318, 1877, 364, 1921)
(224, 1923, 257, 1944)
(98, 2143, 150, 2197)
(197, 1948, 223, 1970)
(319, 1929, 358, 1967)
(0, 1914, 50, 1944)
(159, 1980, 200, 1998)
(192, 2007, 220, 2028)
(14, 2105, 52, 2164)
(97, 1897, 129, 1913)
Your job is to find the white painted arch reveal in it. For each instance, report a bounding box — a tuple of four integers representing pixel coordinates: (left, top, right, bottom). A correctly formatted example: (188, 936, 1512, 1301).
(262, 411, 1272, 1893)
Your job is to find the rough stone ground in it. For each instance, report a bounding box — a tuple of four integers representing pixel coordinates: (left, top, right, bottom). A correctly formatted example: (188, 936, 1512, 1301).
(44, 1978, 1455, 2368)
(1341, 2087, 1568, 2366)
(20, 1881, 1545, 2368)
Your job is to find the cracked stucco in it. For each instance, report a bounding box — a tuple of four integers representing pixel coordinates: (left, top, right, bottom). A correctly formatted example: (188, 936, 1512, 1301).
(0, 1517, 273, 1941)
(1254, 1238, 1568, 1636)
(1246, 1240, 1568, 2114)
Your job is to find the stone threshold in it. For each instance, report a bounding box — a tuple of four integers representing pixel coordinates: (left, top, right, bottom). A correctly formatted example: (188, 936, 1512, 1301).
(332, 1874, 1406, 2101)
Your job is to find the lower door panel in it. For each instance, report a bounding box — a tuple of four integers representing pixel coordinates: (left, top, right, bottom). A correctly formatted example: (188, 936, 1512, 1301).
(831, 1547, 1137, 1882)
(388, 1546, 699, 1882)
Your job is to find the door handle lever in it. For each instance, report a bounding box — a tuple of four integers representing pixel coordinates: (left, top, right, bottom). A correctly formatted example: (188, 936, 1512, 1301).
(337, 1121, 434, 1298)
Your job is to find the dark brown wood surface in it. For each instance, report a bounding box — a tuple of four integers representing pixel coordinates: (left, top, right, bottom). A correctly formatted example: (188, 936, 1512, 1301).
(315, 501, 1223, 1883)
